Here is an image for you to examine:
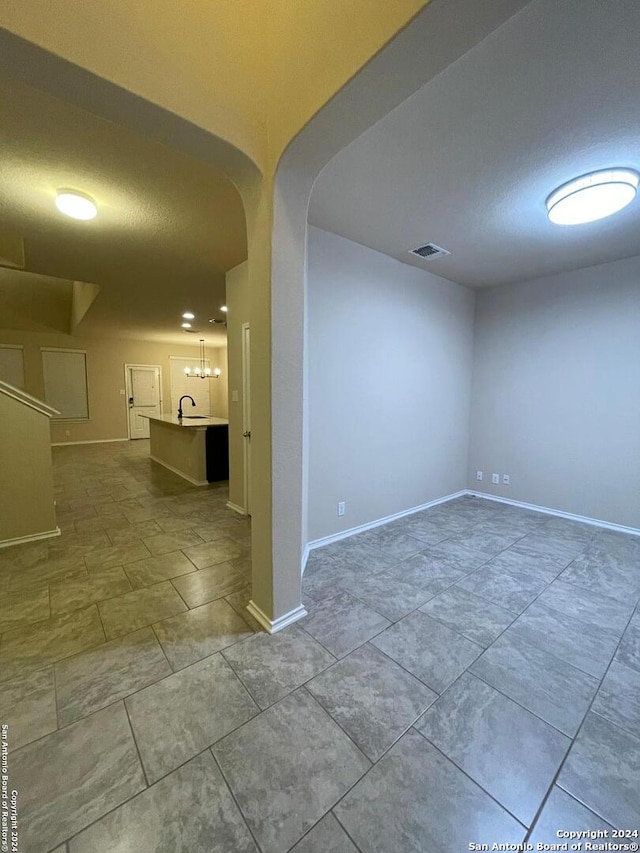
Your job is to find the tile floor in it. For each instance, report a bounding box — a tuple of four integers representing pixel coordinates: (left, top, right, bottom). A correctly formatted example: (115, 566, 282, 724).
(1, 441, 639, 852)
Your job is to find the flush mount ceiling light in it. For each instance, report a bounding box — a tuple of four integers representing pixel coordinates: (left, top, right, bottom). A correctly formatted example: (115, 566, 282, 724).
(182, 312, 195, 320)
(55, 190, 98, 221)
(181, 322, 192, 329)
(546, 168, 639, 225)
(220, 305, 228, 312)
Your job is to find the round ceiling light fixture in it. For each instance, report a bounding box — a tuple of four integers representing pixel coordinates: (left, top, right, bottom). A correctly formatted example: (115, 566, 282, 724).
(182, 312, 195, 320)
(181, 322, 192, 329)
(55, 190, 98, 221)
(220, 305, 228, 313)
(546, 168, 639, 226)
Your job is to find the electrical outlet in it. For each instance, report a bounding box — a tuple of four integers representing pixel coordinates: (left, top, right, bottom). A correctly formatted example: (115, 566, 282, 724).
(65, 430, 71, 437)
(337, 501, 346, 517)
(491, 473, 500, 485)
(476, 471, 483, 481)
(502, 474, 510, 485)
(231, 390, 239, 402)
(119, 389, 125, 395)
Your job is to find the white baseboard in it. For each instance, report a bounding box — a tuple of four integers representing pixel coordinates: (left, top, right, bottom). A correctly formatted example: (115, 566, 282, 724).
(149, 455, 209, 487)
(246, 600, 308, 634)
(0, 526, 61, 550)
(51, 438, 130, 447)
(466, 491, 640, 537)
(226, 501, 247, 516)
(302, 490, 468, 574)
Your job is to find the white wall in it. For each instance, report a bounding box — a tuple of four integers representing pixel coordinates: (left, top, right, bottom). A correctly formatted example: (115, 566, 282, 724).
(307, 227, 475, 541)
(469, 255, 640, 529)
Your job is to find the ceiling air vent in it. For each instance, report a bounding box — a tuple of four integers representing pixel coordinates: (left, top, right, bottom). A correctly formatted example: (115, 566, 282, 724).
(409, 242, 450, 261)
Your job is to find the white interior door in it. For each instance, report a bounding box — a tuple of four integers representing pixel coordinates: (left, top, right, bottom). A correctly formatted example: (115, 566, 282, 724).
(126, 365, 161, 439)
(242, 323, 251, 515)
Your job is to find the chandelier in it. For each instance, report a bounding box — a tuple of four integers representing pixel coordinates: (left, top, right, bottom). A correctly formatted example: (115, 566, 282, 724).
(183, 339, 221, 379)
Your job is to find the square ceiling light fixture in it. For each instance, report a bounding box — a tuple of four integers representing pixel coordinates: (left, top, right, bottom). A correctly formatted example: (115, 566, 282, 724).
(546, 168, 639, 225)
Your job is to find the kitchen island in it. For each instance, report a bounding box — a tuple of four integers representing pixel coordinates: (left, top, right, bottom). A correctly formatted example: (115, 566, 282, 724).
(143, 413, 229, 485)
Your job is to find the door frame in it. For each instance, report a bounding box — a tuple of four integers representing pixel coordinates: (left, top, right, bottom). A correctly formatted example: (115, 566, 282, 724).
(124, 363, 163, 439)
(241, 322, 251, 516)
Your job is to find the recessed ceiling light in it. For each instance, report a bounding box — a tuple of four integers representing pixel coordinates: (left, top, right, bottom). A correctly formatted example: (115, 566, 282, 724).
(182, 312, 195, 320)
(546, 168, 639, 225)
(220, 305, 228, 312)
(55, 190, 97, 221)
(181, 322, 192, 329)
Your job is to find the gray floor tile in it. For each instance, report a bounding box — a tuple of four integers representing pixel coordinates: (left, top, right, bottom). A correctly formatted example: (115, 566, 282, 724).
(416, 673, 569, 825)
(182, 537, 246, 569)
(171, 562, 247, 607)
(334, 728, 524, 853)
(560, 548, 640, 604)
(0, 587, 50, 632)
(10, 702, 145, 852)
(350, 527, 425, 561)
(471, 632, 599, 735)
(458, 562, 550, 613)
(391, 513, 450, 545)
(341, 570, 437, 621)
(49, 565, 132, 615)
(84, 541, 151, 571)
(535, 579, 634, 635)
(9, 555, 87, 595)
(224, 583, 262, 631)
(98, 581, 187, 639)
(140, 528, 204, 556)
(307, 644, 437, 760)
(153, 598, 254, 669)
(420, 586, 515, 646)
(106, 519, 162, 545)
(0, 667, 57, 751)
(213, 688, 370, 853)
(126, 653, 257, 782)
(124, 550, 198, 588)
(222, 624, 335, 708)
(68, 751, 257, 853)
(420, 540, 491, 573)
(322, 538, 398, 573)
(301, 591, 390, 658)
(592, 661, 640, 738)
(55, 627, 172, 726)
(558, 712, 640, 829)
(528, 786, 612, 845)
(446, 527, 518, 557)
(616, 612, 640, 672)
(1, 605, 106, 683)
(290, 813, 358, 853)
(390, 551, 467, 588)
(302, 559, 351, 602)
(508, 603, 620, 678)
(507, 530, 585, 566)
(371, 610, 482, 693)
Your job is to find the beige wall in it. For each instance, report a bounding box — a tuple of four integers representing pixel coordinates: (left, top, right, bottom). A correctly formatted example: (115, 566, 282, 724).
(469, 255, 640, 529)
(0, 328, 227, 444)
(208, 346, 229, 420)
(307, 227, 475, 541)
(0, 391, 57, 543)
(225, 261, 250, 511)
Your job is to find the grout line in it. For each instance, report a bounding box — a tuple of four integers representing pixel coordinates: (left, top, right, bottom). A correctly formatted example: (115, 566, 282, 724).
(411, 725, 529, 830)
(209, 747, 266, 853)
(522, 600, 638, 839)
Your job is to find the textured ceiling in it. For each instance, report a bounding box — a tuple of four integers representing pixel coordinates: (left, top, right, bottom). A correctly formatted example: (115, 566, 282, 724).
(0, 71, 246, 344)
(309, 0, 640, 288)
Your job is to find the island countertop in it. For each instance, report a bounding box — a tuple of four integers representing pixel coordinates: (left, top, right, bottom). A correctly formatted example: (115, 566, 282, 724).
(142, 413, 229, 429)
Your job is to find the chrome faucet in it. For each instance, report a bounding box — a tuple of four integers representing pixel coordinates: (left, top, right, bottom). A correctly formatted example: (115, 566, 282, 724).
(178, 395, 196, 419)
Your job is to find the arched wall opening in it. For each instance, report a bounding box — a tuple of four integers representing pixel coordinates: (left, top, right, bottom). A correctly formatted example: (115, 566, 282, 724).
(267, 0, 532, 627)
